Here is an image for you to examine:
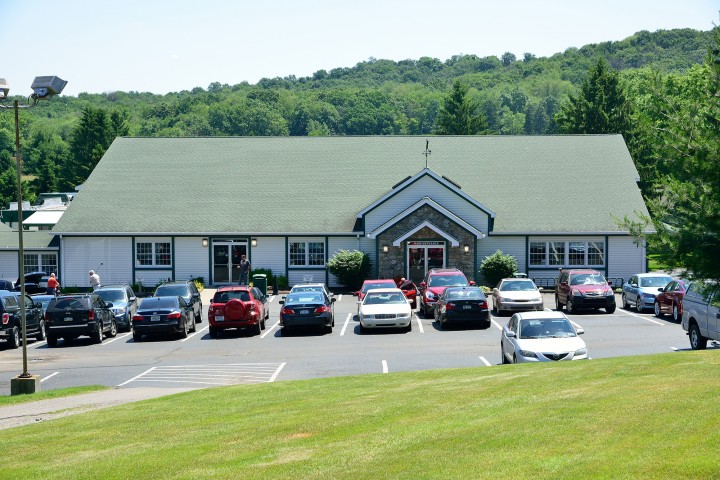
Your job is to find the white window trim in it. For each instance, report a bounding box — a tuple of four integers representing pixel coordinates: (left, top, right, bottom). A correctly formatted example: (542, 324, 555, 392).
(528, 240, 605, 267)
(288, 240, 326, 267)
(135, 239, 173, 268)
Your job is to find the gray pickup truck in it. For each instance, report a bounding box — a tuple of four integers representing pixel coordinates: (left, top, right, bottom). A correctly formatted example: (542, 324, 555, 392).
(681, 281, 720, 350)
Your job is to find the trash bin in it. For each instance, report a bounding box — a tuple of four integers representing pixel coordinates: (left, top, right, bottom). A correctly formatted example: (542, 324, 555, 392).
(252, 274, 267, 296)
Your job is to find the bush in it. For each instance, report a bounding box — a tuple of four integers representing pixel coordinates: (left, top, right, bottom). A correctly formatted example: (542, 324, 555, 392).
(191, 277, 205, 292)
(480, 250, 519, 287)
(326, 250, 371, 290)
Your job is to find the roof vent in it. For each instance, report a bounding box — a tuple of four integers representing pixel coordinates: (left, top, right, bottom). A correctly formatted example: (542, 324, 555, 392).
(442, 175, 462, 189)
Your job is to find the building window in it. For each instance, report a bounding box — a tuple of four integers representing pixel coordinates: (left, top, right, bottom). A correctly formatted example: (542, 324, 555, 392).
(289, 241, 325, 266)
(136, 241, 172, 267)
(528, 240, 604, 268)
(23, 253, 58, 275)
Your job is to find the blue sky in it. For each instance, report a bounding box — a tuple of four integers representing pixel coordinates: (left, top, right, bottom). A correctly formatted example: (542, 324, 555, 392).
(1, 0, 717, 96)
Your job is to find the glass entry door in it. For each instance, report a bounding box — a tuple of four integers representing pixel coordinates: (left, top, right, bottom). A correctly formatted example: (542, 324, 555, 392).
(407, 242, 445, 283)
(212, 241, 247, 284)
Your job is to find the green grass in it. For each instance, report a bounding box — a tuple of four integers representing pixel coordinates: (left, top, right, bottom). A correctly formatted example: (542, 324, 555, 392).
(1, 353, 719, 479)
(0, 385, 107, 407)
(647, 253, 671, 272)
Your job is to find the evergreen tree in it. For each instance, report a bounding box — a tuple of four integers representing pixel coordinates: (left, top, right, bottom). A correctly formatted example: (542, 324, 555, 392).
(435, 81, 487, 135)
(555, 57, 633, 137)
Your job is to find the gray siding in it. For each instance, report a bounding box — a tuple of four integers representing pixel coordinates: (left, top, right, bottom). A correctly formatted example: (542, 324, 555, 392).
(62, 237, 133, 288)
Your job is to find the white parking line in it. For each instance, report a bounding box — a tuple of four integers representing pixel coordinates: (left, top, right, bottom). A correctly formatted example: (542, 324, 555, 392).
(415, 314, 424, 333)
(268, 362, 286, 382)
(340, 313, 352, 336)
(382, 360, 388, 373)
(621, 310, 665, 325)
(260, 321, 280, 338)
(268, 295, 276, 303)
(569, 319, 584, 330)
(40, 372, 59, 382)
(478, 356, 492, 367)
(670, 347, 679, 351)
(118, 363, 285, 387)
(117, 366, 156, 387)
(491, 318, 503, 330)
(32, 340, 47, 349)
(102, 332, 132, 345)
(336, 294, 343, 302)
(181, 325, 208, 342)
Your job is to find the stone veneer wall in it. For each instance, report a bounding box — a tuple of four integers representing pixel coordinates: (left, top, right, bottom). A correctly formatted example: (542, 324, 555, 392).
(376, 205, 476, 281)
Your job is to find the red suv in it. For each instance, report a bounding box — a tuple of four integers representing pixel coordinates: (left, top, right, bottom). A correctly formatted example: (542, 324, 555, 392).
(418, 268, 475, 318)
(208, 286, 269, 337)
(554, 269, 616, 314)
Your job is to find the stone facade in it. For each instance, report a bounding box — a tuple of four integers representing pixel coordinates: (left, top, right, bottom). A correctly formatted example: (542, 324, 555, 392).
(376, 205, 476, 281)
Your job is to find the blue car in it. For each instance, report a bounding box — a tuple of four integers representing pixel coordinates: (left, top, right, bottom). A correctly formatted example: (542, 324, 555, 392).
(622, 273, 673, 312)
(95, 284, 139, 332)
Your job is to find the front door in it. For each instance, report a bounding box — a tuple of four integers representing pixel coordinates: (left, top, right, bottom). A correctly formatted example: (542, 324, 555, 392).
(212, 241, 248, 284)
(407, 241, 445, 284)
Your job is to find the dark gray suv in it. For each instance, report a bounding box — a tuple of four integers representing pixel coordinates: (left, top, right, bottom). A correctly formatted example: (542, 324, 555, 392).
(0, 290, 45, 348)
(95, 284, 138, 332)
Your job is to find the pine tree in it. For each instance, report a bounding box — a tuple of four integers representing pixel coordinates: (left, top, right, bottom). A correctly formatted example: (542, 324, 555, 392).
(435, 81, 487, 135)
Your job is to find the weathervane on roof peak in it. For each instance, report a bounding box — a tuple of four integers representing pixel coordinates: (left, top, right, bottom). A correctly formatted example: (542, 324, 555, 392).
(422, 139, 431, 168)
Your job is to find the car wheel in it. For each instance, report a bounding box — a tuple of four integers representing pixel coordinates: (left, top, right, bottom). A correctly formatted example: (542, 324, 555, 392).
(406, 321, 412, 332)
(195, 310, 202, 324)
(672, 304, 680, 323)
(132, 330, 142, 342)
(108, 320, 118, 338)
(566, 297, 575, 314)
(46, 335, 58, 347)
(261, 318, 266, 330)
(190, 316, 197, 333)
(689, 323, 708, 350)
(621, 293, 629, 309)
(512, 353, 518, 364)
(554, 295, 563, 311)
(8, 326, 19, 349)
(606, 305, 616, 314)
(501, 345, 509, 364)
(91, 322, 103, 344)
(635, 298, 643, 313)
(208, 326, 218, 338)
(281, 326, 291, 336)
(123, 313, 132, 332)
(36, 319, 46, 341)
(325, 325, 333, 334)
(654, 301, 663, 318)
(252, 321, 261, 336)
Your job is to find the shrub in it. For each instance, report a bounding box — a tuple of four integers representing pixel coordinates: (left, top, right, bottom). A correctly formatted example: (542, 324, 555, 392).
(326, 250, 371, 290)
(191, 277, 205, 292)
(480, 250, 519, 287)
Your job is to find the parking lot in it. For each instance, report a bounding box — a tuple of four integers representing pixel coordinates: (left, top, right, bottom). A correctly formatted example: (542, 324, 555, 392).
(0, 290, 710, 394)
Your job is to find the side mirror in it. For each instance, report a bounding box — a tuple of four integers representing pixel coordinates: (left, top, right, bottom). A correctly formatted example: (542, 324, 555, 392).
(576, 328, 585, 335)
(279, 300, 285, 305)
(560, 281, 568, 286)
(192, 292, 200, 299)
(607, 280, 613, 286)
(657, 287, 664, 292)
(630, 283, 638, 288)
(469, 281, 476, 286)
(505, 330, 516, 338)
(353, 291, 359, 296)
(129, 296, 137, 303)
(331, 297, 336, 303)
(420, 282, 427, 288)
(106, 302, 114, 308)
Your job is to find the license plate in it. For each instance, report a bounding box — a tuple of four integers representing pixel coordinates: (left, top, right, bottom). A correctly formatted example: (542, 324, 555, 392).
(64, 316, 73, 322)
(463, 305, 472, 310)
(215, 315, 224, 322)
(300, 310, 310, 315)
(151, 315, 161, 322)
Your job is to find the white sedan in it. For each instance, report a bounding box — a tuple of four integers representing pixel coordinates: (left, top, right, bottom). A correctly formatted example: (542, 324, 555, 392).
(501, 311, 588, 364)
(357, 288, 412, 332)
(492, 278, 543, 315)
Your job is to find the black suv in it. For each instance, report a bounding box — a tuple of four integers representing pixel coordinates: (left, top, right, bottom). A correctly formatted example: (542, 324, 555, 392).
(45, 294, 117, 346)
(154, 281, 203, 324)
(0, 290, 45, 348)
(95, 284, 139, 332)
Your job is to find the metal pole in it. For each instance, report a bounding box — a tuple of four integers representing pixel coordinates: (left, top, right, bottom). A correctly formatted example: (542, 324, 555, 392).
(14, 99, 29, 378)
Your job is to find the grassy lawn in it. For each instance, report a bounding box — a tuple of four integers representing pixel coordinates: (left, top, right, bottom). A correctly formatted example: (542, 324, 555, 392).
(647, 253, 671, 272)
(1, 353, 719, 479)
(0, 385, 107, 407)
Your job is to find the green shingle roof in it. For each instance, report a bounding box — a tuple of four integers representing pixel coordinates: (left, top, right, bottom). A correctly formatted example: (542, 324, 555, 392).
(0, 231, 57, 249)
(52, 135, 649, 235)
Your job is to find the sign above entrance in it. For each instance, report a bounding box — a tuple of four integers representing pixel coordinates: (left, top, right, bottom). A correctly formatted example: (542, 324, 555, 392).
(408, 241, 445, 246)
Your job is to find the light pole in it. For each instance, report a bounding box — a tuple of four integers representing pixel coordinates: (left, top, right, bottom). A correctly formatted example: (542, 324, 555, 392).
(0, 76, 67, 395)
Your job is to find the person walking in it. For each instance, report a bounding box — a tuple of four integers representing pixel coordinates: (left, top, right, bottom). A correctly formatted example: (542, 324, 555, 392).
(46, 273, 60, 295)
(238, 255, 251, 285)
(89, 270, 101, 291)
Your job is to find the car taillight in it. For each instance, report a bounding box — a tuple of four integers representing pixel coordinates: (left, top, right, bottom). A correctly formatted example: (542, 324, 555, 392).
(132, 315, 144, 321)
(88, 310, 95, 320)
(446, 303, 456, 310)
(281, 307, 295, 315)
(167, 312, 181, 319)
(1, 313, 8, 324)
(479, 301, 488, 309)
(314, 306, 331, 313)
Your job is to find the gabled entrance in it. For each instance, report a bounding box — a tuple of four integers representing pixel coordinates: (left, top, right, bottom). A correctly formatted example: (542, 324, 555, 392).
(407, 241, 445, 283)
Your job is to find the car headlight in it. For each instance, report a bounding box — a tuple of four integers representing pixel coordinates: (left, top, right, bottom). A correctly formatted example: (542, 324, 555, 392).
(571, 289, 584, 296)
(519, 350, 537, 358)
(363, 314, 374, 320)
(425, 292, 437, 300)
(605, 289, 615, 296)
(113, 307, 127, 315)
(641, 293, 655, 299)
(575, 348, 588, 356)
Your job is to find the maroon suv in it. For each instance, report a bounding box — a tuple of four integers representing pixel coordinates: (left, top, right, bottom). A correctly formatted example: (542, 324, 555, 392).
(418, 268, 475, 318)
(554, 269, 616, 314)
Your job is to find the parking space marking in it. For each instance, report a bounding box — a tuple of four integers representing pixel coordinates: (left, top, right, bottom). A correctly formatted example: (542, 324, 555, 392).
(619, 310, 665, 325)
(336, 294, 343, 302)
(40, 372, 59, 383)
(181, 325, 208, 342)
(491, 318, 503, 331)
(569, 319, 584, 330)
(32, 340, 47, 349)
(118, 363, 286, 387)
(382, 360, 388, 373)
(478, 356, 492, 367)
(671, 347, 679, 351)
(261, 321, 280, 338)
(268, 295, 276, 303)
(102, 332, 132, 345)
(340, 313, 352, 336)
(415, 314, 424, 333)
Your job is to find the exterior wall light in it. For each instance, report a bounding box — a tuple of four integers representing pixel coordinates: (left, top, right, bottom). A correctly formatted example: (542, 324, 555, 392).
(202, 238, 208, 247)
(463, 244, 470, 253)
(251, 238, 257, 247)
(382, 245, 389, 253)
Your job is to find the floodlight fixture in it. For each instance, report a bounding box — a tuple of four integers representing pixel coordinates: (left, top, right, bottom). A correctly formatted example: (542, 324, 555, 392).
(0, 78, 8, 98)
(30, 76, 67, 99)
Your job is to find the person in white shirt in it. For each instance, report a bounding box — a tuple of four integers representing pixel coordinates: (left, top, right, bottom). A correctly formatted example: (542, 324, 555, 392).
(89, 270, 101, 291)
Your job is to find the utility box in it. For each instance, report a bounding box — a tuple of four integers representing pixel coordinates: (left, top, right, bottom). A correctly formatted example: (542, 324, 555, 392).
(253, 274, 267, 296)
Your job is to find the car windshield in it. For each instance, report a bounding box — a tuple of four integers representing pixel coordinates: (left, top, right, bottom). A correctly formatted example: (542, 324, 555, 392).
(214, 291, 250, 302)
(49, 297, 88, 310)
(640, 276, 672, 288)
(292, 286, 323, 293)
(141, 297, 178, 309)
(96, 289, 126, 303)
(519, 319, 576, 339)
(364, 292, 406, 305)
(446, 289, 484, 300)
(155, 286, 189, 297)
(362, 282, 394, 294)
(286, 293, 324, 304)
(569, 274, 607, 286)
(500, 280, 536, 291)
(428, 274, 468, 287)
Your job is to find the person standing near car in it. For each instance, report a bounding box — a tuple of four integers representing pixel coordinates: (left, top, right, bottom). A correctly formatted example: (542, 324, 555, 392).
(89, 270, 101, 291)
(46, 273, 60, 295)
(238, 255, 251, 285)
